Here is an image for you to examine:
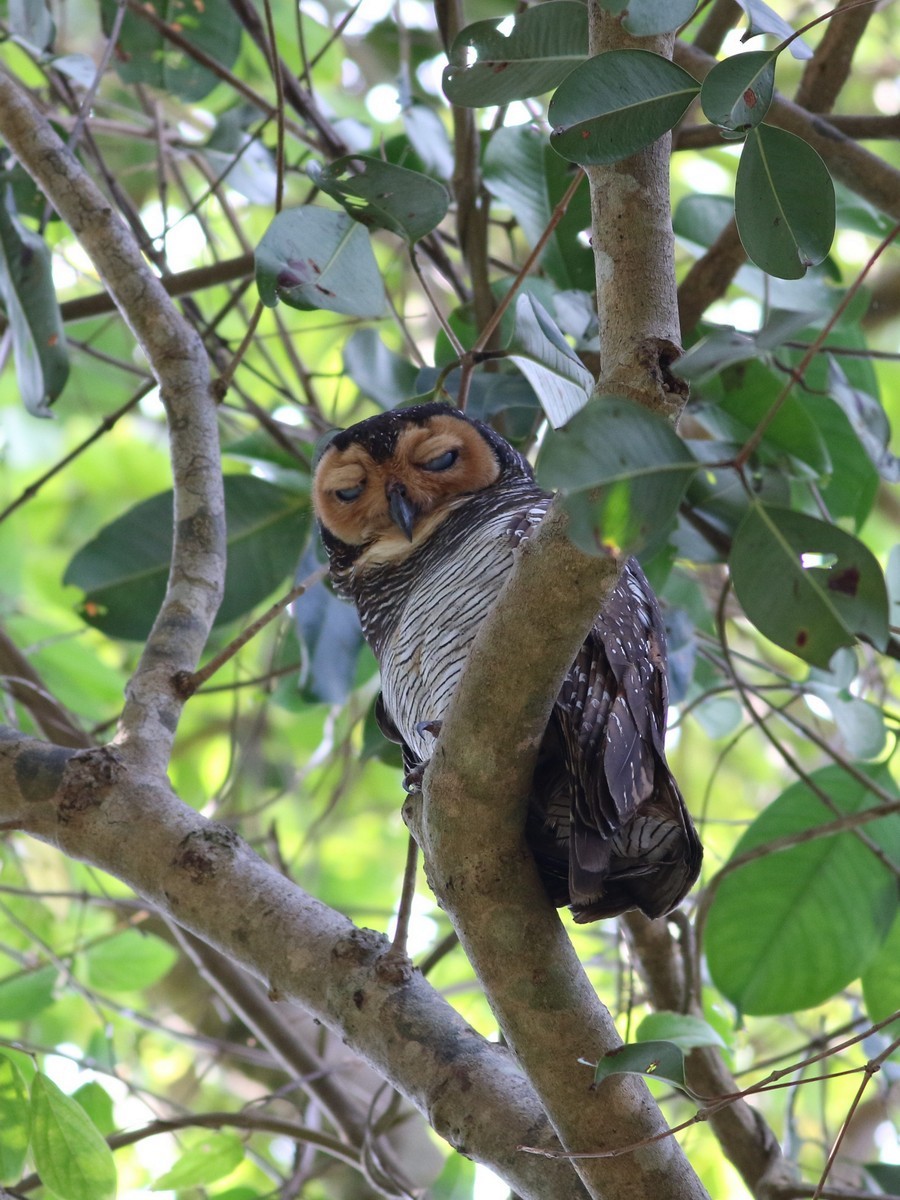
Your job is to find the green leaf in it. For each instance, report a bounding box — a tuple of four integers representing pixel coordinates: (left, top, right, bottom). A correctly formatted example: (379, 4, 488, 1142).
(443, 2, 588, 106)
(402, 101, 453, 181)
(635, 1011, 726, 1051)
(706, 765, 900, 1016)
(827, 357, 900, 483)
(700, 50, 775, 131)
(536, 397, 697, 558)
(64, 476, 311, 641)
(729, 504, 889, 667)
(735, 0, 813, 59)
(619, 0, 698, 37)
(0, 964, 58, 1020)
(72, 1083, 116, 1138)
(483, 124, 594, 292)
(0, 1052, 30, 1184)
(861, 911, 900, 1030)
(31, 1073, 117, 1200)
(293, 546, 364, 705)
(309, 155, 449, 244)
(151, 1132, 244, 1191)
(591, 1040, 689, 1093)
(507, 294, 593, 428)
(82, 929, 178, 992)
(735, 125, 835, 279)
(865, 1165, 900, 1192)
(343, 329, 420, 408)
(255, 207, 386, 318)
(0, 193, 69, 416)
(549, 50, 700, 167)
(100, 0, 242, 102)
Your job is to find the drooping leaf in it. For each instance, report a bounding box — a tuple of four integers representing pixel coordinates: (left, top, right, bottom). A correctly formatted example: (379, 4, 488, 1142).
(0, 1053, 30, 1183)
(343, 330, 420, 409)
(861, 912, 900, 1029)
(402, 101, 454, 181)
(591, 1040, 690, 1093)
(100, 0, 242, 102)
(9, 0, 54, 51)
(443, 2, 588, 107)
(536, 397, 697, 558)
(309, 155, 449, 244)
(82, 929, 178, 992)
(203, 111, 277, 206)
(619, 0, 698, 37)
(0, 964, 58, 1020)
(0, 193, 69, 416)
(549, 50, 700, 166)
(735, 125, 835, 279)
(64, 476, 311, 641)
(151, 1132, 244, 1191)
(730, 503, 889, 667)
(735, 0, 813, 59)
(507, 293, 593, 428)
(31, 1074, 117, 1200)
(635, 1011, 727, 1052)
(700, 50, 775, 131)
(706, 766, 900, 1016)
(255, 207, 386, 318)
(483, 124, 594, 292)
(827, 357, 900, 483)
(293, 546, 364, 705)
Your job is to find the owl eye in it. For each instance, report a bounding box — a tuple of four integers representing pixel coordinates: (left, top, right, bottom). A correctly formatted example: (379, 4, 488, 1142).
(421, 448, 459, 472)
(335, 482, 365, 502)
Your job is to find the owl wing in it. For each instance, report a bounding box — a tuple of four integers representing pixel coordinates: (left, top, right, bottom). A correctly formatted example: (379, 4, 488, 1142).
(544, 559, 701, 921)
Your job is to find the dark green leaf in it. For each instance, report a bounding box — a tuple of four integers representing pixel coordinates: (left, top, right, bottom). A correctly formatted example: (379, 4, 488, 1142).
(730, 503, 889, 667)
(293, 547, 364, 705)
(735, 0, 813, 59)
(0, 194, 69, 416)
(100, 0, 242, 102)
(82, 929, 178, 992)
(700, 51, 775, 130)
(827, 357, 900, 483)
(706, 766, 900, 1015)
(31, 1074, 117, 1200)
(0, 964, 58, 1020)
(483, 124, 593, 292)
(256, 207, 386, 318)
(735, 125, 835, 279)
(507, 294, 593, 428)
(591, 1040, 689, 1092)
(0, 1053, 30, 1184)
(673, 193, 733, 248)
(861, 912, 900, 1030)
(64, 476, 311, 641)
(344, 330, 420, 409)
(635, 1012, 726, 1051)
(151, 1132, 244, 1190)
(443, 2, 588, 106)
(536, 397, 697, 558)
(865, 1164, 900, 1192)
(620, 0, 698, 37)
(309, 155, 449, 244)
(549, 50, 700, 166)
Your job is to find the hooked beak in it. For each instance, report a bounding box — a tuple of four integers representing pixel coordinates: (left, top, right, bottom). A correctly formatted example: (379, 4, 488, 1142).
(386, 484, 418, 541)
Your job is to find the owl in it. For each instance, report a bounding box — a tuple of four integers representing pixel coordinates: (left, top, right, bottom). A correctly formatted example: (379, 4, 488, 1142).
(313, 402, 702, 922)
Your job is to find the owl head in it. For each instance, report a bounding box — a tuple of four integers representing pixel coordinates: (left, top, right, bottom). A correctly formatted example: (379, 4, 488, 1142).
(313, 403, 532, 567)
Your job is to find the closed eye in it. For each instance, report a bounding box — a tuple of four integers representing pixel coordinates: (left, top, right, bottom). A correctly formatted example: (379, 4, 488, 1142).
(420, 448, 459, 472)
(335, 482, 365, 502)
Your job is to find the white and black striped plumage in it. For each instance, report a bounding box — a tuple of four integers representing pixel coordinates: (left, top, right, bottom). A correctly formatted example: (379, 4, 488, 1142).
(313, 403, 702, 922)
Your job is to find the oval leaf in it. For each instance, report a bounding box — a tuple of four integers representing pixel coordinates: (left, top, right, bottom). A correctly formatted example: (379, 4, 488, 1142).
(508, 293, 593, 428)
(0, 1053, 30, 1183)
(443, 2, 588, 106)
(635, 1011, 727, 1051)
(82, 929, 178, 993)
(64, 476, 311, 641)
(536, 397, 697, 558)
(592, 1040, 689, 1093)
(0, 964, 58, 1020)
(706, 765, 900, 1015)
(735, 0, 813, 59)
(700, 50, 775, 130)
(31, 1073, 117, 1200)
(549, 50, 700, 166)
(861, 910, 900, 1031)
(621, 0, 698, 36)
(735, 125, 835, 279)
(256, 207, 386, 318)
(730, 503, 889, 667)
(310, 155, 449, 244)
(151, 1132, 244, 1191)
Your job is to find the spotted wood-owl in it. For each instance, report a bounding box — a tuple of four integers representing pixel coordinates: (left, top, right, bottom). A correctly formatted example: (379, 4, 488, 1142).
(312, 402, 702, 921)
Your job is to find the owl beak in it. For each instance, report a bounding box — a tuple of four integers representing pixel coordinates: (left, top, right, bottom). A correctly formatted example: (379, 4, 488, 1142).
(386, 484, 418, 541)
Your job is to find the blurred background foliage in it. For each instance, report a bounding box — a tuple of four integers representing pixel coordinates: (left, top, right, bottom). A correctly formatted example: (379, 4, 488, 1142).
(0, 0, 899, 1197)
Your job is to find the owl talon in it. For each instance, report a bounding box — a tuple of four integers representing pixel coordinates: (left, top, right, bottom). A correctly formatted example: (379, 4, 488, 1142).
(403, 765, 425, 794)
(414, 719, 443, 739)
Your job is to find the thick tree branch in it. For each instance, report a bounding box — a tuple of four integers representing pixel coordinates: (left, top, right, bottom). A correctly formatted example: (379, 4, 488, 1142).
(0, 728, 588, 1200)
(0, 72, 225, 774)
(421, 507, 709, 1200)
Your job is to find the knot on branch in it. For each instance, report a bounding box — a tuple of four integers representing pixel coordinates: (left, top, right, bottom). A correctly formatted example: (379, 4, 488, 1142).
(171, 824, 241, 883)
(59, 746, 125, 823)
